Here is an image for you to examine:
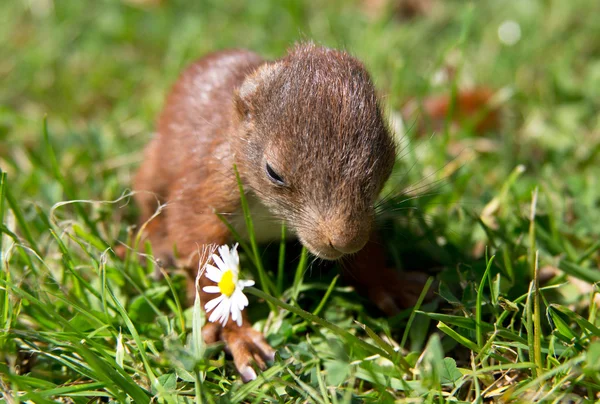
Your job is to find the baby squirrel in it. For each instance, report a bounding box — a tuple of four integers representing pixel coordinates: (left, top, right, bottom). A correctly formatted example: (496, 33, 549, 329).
(132, 43, 423, 381)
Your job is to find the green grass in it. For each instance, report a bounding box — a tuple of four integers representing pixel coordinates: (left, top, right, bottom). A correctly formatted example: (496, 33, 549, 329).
(2, 0, 600, 402)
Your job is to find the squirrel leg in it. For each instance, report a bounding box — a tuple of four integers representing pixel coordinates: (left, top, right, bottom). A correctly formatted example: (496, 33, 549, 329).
(167, 178, 275, 382)
(341, 233, 433, 315)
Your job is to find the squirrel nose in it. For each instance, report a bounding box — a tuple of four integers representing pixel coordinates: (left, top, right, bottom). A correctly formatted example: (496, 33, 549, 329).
(327, 225, 370, 254)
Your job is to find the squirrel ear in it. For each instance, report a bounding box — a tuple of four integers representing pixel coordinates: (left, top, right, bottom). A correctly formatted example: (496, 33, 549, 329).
(235, 62, 282, 119)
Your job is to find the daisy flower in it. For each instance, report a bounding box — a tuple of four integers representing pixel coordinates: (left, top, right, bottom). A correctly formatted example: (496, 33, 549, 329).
(203, 244, 254, 327)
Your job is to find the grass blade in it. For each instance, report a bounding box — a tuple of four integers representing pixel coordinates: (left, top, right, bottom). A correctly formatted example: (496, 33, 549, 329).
(277, 222, 286, 296)
(437, 322, 480, 353)
(401, 276, 434, 349)
(233, 164, 275, 310)
(312, 274, 339, 317)
(476, 254, 495, 349)
(292, 247, 308, 303)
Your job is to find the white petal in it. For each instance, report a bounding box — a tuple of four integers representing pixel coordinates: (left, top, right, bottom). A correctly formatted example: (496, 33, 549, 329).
(238, 279, 255, 289)
(221, 298, 233, 323)
(234, 309, 243, 326)
(205, 264, 222, 283)
(231, 243, 240, 266)
(208, 308, 222, 324)
(219, 302, 231, 326)
(208, 299, 227, 323)
(217, 244, 230, 258)
(211, 253, 227, 272)
(217, 245, 233, 267)
(202, 286, 220, 294)
(230, 304, 243, 326)
(233, 289, 249, 310)
(222, 244, 240, 273)
(208, 298, 225, 316)
(231, 304, 240, 323)
(205, 294, 224, 312)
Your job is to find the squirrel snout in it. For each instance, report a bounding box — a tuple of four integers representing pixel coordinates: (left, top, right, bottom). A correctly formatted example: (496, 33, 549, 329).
(296, 218, 371, 260)
(327, 230, 368, 254)
(324, 220, 370, 255)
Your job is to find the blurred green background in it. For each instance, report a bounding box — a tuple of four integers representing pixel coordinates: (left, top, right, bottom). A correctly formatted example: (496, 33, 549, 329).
(1, 0, 600, 400)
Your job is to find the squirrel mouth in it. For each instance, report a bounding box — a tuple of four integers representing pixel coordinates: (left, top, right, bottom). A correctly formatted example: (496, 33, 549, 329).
(312, 249, 344, 261)
(298, 237, 345, 261)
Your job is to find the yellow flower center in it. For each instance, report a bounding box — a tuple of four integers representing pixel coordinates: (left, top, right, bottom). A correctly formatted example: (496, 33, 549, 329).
(218, 270, 236, 297)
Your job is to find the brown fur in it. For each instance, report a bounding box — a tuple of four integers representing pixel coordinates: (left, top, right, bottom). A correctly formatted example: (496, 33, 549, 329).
(132, 43, 416, 381)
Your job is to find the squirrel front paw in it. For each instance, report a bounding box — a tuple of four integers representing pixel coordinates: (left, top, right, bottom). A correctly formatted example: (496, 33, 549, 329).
(367, 269, 434, 316)
(203, 321, 276, 382)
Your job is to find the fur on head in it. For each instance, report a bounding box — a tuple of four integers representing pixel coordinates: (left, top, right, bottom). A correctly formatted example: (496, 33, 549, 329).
(233, 43, 396, 259)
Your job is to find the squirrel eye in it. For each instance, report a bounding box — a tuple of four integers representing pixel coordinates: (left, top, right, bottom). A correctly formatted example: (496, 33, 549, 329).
(265, 163, 286, 186)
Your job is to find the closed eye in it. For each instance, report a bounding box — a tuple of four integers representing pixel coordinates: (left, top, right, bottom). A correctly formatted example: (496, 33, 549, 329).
(265, 163, 286, 186)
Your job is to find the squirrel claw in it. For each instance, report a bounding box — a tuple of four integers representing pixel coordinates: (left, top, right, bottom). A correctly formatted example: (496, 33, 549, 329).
(220, 324, 276, 382)
(239, 366, 257, 382)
